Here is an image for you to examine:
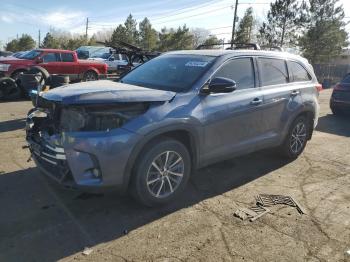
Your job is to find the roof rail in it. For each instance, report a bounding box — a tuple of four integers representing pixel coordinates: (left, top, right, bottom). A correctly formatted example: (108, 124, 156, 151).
(196, 42, 261, 50)
(260, 45, 284, 52)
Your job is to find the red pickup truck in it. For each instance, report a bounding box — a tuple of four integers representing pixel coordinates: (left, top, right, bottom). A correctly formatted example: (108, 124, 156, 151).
(0, 49, 107, 81)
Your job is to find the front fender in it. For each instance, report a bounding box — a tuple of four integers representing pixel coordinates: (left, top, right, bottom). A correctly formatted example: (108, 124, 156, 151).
(121, 121, 202, 192)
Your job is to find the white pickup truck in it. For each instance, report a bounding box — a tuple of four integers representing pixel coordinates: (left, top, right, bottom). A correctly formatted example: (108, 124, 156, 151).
(88, 52, 129, 72)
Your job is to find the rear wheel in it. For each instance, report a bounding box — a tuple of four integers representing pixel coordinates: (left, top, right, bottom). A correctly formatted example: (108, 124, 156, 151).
(131, 138, 191, 207)
(279, 116, 309, 159)
(83, 71, 98, 81)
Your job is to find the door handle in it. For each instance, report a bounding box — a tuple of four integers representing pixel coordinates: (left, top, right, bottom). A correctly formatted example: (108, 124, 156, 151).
(290, 90, 300, 96)
(250, 98, 263, 105)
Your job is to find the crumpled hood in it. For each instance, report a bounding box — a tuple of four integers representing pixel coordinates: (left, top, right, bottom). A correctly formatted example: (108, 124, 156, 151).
(42, 80, 176, 105)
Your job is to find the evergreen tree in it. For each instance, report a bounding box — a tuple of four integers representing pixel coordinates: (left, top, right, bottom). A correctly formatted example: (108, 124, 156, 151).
(235, 7, 254, 43)
(124, 14, 138, 44)
(17, 34, 36, 50)
(5, 39, 19, 52)
(158, 25, 194, 51)
(41, 32, 60, 49)
(6, 34, 35, 51)
(202, 36, 221, 49)
(139, 18, 158, 50)
(111, 25, 128, 45)
(258, 0, 307, 47)
(299, 0, 348, 64)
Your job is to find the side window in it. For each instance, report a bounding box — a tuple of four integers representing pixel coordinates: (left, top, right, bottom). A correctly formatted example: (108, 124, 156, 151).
(289, 61, 311, 82)
(61, 53, 74, 62)
(42, 53, 59, 63)
(214, 58, 255, 90)
(258, 58, 288, 86)
(121, 54, 128, 61)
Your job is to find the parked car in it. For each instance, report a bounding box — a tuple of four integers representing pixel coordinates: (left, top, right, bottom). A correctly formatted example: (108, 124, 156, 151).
(0, 49, 107, 81)
(75, 46, 110, 60)
(88, 52, 129, 72)
(330, 73, 350, 115)
(0, 51, 13, 57)
(11, 51, 29, 58)
(26, 49, 320, 206)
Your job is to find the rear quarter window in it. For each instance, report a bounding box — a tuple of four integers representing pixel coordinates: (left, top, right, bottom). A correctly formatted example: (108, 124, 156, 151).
(288, 61, 311, 82)
(258, 58, 288, 86)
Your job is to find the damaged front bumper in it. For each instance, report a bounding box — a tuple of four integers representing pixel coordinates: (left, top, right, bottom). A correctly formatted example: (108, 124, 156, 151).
(26, 109, 142, 193)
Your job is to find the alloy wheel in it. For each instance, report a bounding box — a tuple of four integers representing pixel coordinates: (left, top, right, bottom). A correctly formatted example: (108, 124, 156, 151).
(85, 72, 97, 81)
(146, 151, 184, 198)
(290, 121, 307, 154)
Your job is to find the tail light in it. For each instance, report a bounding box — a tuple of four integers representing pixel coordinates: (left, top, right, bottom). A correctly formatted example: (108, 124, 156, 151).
(315, 83, 323, 92)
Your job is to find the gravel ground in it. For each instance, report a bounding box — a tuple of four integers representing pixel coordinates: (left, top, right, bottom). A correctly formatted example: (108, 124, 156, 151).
(0, 89, 349, 262)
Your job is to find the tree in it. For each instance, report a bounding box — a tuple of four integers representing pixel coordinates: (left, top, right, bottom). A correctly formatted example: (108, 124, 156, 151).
(202, 36, 222, 49)
(5, 39, 19, 52)
(235, 7, 254, 43)
(158, 25, 194, 51)
(299, 0, 348, 64)
(5, 34, 35, 52)
(124, 14, 138, 44)
(191, 28, 210, 48)
(258, 0, 308, 47)
(111, 25, 128, 45)
(41, 32, 60, 49)
(139, 17, 158, 50)
(17, 34, 36, 50)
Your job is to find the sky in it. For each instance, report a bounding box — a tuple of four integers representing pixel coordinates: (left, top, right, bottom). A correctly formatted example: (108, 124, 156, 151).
(1, 0, 350, 49)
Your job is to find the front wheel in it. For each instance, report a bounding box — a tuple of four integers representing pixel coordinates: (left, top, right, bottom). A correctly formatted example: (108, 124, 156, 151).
(131, 138, 191, 207)
(279, 116, 310, 159)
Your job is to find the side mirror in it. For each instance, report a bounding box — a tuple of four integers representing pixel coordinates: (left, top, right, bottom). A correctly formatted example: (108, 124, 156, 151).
(108, 57, 115, 61)
(202, 77, 236, 94)
(36, 57, 43, 64)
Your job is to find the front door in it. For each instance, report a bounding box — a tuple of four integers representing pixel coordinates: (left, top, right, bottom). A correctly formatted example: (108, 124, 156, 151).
(200, 57, 265, 162)
(39, 52, 61, 74)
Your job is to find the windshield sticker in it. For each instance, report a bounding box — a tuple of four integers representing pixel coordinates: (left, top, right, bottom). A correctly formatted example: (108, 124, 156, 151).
(185, 61, 209, 67)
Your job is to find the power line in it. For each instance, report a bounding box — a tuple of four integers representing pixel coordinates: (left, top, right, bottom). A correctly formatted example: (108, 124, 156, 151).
(151, 5, 233, 25)
(89, 0, 218, 20)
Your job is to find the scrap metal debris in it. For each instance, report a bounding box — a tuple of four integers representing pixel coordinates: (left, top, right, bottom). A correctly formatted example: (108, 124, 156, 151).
(234, 194, 306, 222)
(82, 247, 93, 256)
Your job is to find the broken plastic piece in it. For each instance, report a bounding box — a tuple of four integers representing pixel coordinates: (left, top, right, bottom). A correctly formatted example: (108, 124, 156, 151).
(82, 247, 93, 256)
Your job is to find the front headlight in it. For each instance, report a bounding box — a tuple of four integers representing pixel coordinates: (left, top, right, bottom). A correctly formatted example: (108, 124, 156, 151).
(60, 103, 148, 132)
(0, 63, 10, 72)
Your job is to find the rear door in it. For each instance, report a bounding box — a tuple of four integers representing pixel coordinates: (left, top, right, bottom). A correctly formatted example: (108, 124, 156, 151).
(201, 57, 266, 162)
(39, 52, 61, 74)
(59, 52, 77, 76)
(258, 57, 303, 139)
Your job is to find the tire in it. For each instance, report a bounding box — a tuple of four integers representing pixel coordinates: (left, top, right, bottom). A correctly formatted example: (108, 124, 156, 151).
(28, 66, 50, 86)
(131, 138, 191, 207)
(0, 77, 21, 100)
(83, 70, 98, 81)
(49, 75, 70, 88)
(279, 116, 310, 159)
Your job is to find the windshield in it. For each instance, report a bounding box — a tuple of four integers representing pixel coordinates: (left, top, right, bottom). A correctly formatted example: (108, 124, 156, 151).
(92, 53, 110, 59)
(21, 50, 41, 60)
(121, 54, 216, 92)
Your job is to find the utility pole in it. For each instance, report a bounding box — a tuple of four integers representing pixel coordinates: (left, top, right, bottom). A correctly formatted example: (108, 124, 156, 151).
(231, 0, 239, 48)
(38, 30, 41, 48)
(85, 17, 89, 40)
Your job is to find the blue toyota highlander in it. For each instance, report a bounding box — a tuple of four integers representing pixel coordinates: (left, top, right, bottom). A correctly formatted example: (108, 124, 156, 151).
(26, 49, 320, 206)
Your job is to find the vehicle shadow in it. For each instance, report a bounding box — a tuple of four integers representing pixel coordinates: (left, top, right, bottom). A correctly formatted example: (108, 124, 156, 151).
(316, 114, 350, 137)
(0, 118, 26, 132)
(0, 151, 291, 262)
